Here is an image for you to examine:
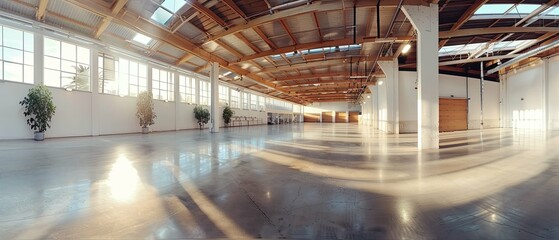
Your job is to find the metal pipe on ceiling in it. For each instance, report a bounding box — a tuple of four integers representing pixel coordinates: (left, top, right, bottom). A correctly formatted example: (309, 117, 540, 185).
(487, 37, 559, 74)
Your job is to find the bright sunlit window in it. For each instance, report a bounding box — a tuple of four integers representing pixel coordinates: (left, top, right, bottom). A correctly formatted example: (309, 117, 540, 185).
(230, 89, 240, 109)
(439, 40, 535, 57)
(44, 37, 90, 90)
(179, 74, 196, 103)
(152, 67, 174, 101)
(219, 85, 229, 106)
(98, 54, 147, 97)
(242, 92, 249, 110)
(199, 80, 210, 105)
(0, 26, 34, 84)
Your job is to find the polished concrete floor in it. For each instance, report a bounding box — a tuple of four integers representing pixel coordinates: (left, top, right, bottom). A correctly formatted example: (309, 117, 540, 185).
(1, 124, 559, 239)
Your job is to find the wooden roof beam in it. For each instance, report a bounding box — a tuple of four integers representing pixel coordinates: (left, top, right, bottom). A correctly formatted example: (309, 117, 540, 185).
(35, 0, 49, 21)
(439, 0, 488, 48)
(215, 39, 244, 58)
(222, 0, 247, 22)
(93, 0, 128, 39)
(70, 0, 308, 104)
(189, 0, 227, 28)
(313, 11, 323, 41)
(175, 53, 194, 65)
(234, 32, 261, 53)
(253, 26, 277, 49)
(206, 0, 429, 42)
(280, 19, 297, 45)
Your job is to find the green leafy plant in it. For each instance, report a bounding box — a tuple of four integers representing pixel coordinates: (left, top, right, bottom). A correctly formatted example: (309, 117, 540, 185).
(19, 85, 56, 133)
(136, 91, 156, 128)
(194, 105, 210, 130)
(64, 65, 90, 91)
(223, 105, 234, 126)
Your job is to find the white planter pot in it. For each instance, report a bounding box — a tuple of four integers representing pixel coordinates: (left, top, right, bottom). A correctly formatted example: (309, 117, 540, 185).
(34, 132, 45, 141)
(142, 127, 149, 134)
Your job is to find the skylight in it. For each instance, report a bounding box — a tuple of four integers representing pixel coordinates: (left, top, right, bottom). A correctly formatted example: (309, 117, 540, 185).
(132, 33, 152, 45)
(271, 44, 362, 59)
(151, 0, 186, 25)
(512, 4, 540, 14)
(439, 40, 535, 57)
(475, 4, 513, 15)
(541, 6, 559, 16)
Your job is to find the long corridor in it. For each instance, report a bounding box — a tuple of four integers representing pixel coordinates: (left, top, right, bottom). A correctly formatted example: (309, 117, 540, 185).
(1, 124, 559, 239)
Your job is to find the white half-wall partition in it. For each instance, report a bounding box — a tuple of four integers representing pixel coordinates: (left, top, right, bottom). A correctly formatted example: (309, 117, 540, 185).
(303, 102, 360, 123)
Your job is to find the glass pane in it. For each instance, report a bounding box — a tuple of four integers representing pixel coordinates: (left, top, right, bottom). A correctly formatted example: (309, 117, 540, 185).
(139, 77, 147, 87)
(4, 62, 22, 82)
(129, 61, 138, 75)
(44, 69, 61, 87)
(139, 64, 147, 77)
(24, 51, 33, 65)
(44, 38, 60, 58)
(24, 65, 33, 84)
(3, 27, 22, 49)
(77, 46, 90, 64)
(24, 32, 33, 52)
(475, 4, 514, 15)
(61, 42, 76, 61)
(61, 72, 75, 87)
(151, 7, 173, 25)
(4, 48, 23, 63)
(61, 60, 75, 73)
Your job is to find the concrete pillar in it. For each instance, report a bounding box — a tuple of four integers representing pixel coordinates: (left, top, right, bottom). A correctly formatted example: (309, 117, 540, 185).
(369, 85, 379, 129)
(402, 4, 439, 149)
(209, 62, 219, 133)
(377, 60, 399, 134)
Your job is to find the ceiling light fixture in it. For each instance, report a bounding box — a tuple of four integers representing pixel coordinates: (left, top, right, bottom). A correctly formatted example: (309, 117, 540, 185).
(402, 44, 411, 54)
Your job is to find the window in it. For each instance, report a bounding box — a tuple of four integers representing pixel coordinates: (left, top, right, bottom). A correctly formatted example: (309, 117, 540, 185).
(98, 54, 147, 96)
(258, 96, 265, 111)
(251, 93, 257, 110)
(242, 92, 249, 110)
(219, 85, 229, 106)
(44, 37, 90, 90)
(0, 26, 34, 84)
(152, 67, 174, 101)
(230, 89, 240, 108)
(179, 74, 196, 103)
(151, 0, 187, 25)
(199, 80, 210, 105)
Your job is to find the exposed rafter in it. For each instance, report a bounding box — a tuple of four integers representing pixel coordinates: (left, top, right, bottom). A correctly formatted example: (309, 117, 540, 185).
(69, 0, 308, 104)
(189, 0, 227, 28)
(175, 53, 194, 65)
(280, 19, 297, 45)
(222, 0, 247, 22)
(35, 0, 49, 21)
(93, 0, 128, 39)
(205, 0, 429, 42)
(253, 26, 277, 49)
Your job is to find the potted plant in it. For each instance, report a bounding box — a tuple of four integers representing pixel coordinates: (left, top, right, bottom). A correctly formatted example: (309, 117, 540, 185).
(19, 85, 56, 141)
(194, 105, 210, 130)
(223, 105, 234, 127)
(136, 91, 156, 133)
(64, 65, 90, 91)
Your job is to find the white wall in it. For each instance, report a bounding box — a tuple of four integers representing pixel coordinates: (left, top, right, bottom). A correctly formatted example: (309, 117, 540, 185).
(365, 71, 500, 133)
(500, 57, 559, 130)
(0, 81, 267, 140)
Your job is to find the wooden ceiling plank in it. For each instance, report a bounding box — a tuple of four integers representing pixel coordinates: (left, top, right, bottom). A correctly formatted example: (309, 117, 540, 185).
(189, 0, 227, 28)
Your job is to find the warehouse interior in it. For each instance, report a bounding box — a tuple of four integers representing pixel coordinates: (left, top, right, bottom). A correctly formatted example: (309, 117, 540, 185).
(1, 0, 559, 238)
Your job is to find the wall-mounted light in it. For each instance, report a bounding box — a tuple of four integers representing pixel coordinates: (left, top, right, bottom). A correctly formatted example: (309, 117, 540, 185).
(367, 95, 371, 99)
(65, 88, 73, 92)
(402, 44, 411, 54)
(377, 80, 384, 85)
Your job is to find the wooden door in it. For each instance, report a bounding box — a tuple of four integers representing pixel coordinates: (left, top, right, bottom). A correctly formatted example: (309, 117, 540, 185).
(349, 111, 359, 123)
(322, 112, 333, 123)
(304, 113, 320, 122)
(335, 112, 347, 123)
(439, 98, 468, 132)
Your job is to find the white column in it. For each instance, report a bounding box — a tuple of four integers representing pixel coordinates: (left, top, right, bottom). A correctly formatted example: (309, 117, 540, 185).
(90, 50, 99, 136)
(402, 4, 439, 149)
(209, 62, 219, 133)
(377, 60, 399, 134)
(33, 29, 44, 85)
(369, 85, 379, 129)
(174, 71, 180, 130)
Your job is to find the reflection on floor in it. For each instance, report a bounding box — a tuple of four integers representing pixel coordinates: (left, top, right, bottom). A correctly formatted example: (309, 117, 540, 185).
(1, 124, 559, 239)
